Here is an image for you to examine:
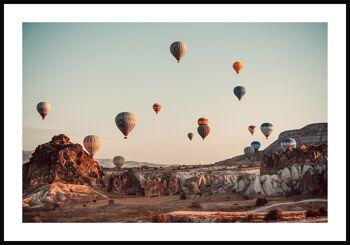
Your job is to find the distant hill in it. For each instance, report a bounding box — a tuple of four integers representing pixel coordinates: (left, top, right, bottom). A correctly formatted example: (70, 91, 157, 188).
(96, 159, 171, 168)
(23, 150, 34, 164)
(215, 123, 327, 165)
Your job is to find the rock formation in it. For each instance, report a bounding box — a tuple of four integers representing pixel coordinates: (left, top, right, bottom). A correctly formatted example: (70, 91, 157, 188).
(23, 134, 105, 192)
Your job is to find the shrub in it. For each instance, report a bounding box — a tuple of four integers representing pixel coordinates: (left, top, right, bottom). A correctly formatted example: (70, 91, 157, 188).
(180, 192, 187, 200)
(108, 199, 115, 205)
(190, 201, 203, 209)
(318, 206, 328, 217)
(152, 214, 170, 223)
(264, 208, 283, 221)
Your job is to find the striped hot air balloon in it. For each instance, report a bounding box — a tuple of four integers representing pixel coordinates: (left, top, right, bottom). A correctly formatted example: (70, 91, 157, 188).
(187, 132, 194, 141)
(197, 125, 210, 140)
(153, 103, 161, 114)
(233, 86, 246, 101)
(197, 117, 208, 126)
(170, 41, 187, 63)
(261, 123, 273, 139)
(251, 141, 261, 152)
(232, 61, 243, 74)
(36, 102, 51, 120)
(113, 156, 125, 168)
(83, 135, 101, 159)
(248, 125, 256, 136)
(115, 112, 137, 139)
(280, 138, 297, 151)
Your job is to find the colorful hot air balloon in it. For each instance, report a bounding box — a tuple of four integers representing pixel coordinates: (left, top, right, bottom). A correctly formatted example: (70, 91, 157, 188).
(232, 61, 243, 74)
(113, 156, 125, 168)
(36, 102, 51, 120)
(233, 86, 246, 101)
(170, 41, 187, 63)
(153, 103, 161, 114)
(248, 125, 256, 136)
(251, 141, 261, 152)
(197, 125, 210, 141)
(261, 123, 273, 139)
(115, 112, 137, 139)
(244, 146, 255, 155)
(280, 138, 297, 151)
(83, 135, 101, 159)
(197, 117, 208, 125)
(187, 132, 194, 141)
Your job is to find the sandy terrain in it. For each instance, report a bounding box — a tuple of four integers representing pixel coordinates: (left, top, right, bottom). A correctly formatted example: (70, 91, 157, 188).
(23, 192, 327, 223)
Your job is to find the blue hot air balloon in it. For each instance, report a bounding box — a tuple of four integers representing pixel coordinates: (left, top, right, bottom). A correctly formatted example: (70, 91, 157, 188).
(260, 122, 273, 139)
(280, 138, 297, 151)
(233, 86, 246, 101)
(251, 141, 261, 152)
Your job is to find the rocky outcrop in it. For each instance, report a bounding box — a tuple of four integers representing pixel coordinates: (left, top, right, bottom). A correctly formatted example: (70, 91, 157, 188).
(23, 134, 104, 191)
(215, 123, 327, 165)
(260, 143, 327, 175)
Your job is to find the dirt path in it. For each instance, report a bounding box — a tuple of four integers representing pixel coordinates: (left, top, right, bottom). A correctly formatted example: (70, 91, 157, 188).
(249, 198, 328, 212)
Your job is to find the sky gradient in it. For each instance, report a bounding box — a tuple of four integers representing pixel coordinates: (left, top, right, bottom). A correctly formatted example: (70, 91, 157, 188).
(23, 23, 327, 165)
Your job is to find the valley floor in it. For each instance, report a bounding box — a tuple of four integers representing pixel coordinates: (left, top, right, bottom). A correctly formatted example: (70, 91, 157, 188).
(23, 192, 327, 223)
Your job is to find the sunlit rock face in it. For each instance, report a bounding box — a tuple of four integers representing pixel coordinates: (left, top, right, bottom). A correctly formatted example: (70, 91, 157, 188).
(23, 134, 104, 192)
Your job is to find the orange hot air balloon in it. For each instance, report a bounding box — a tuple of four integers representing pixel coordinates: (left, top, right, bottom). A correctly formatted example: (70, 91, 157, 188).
(153, 103, 161, 114)
(248, 125, 256, 136)
(232, 61, 243, 74)
(197, 117, 208, 126)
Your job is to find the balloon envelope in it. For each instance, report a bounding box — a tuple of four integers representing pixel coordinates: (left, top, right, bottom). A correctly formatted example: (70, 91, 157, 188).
(232, 61, 243, 74)
(248, 125, 256, 135)
(280, 138, 297, 151)
(113, 156, 125, 168)
(197, 125, 210, 140)
(83, 135, 101, 158)
(233, 86, 246, 101)
(197, 117, 208, 126)
(115, 112, 137, 139)
(36, 102, 51, 119)
(153, 103, 161, 114)
(261, 122, 273, 139)
(170, 41, 187, 63)
(187, 132, 194, 141)
(251, 141, 261, 152)
(244, 146, 255, 155)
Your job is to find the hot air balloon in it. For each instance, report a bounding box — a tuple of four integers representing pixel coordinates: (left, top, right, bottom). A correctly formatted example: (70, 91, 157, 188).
(115, 112, 137, 139)
(153, 103, 161, 114)
(248, 125, 256, 136)
(170, 41, 187, 63)
(260, 123, 273, 139)
(197, 125, 210, 141)
(187, 132, 194, 141)
(251, 141, 261, 152)
(244, 146, 255, 155)
(233, 86, 246, 101)
(197, 117, 208, 125)
(232, 61, 243, 74)
(83, 135, 101, 159)
(280, 138, 297, 151)
(36, 102, 51, 120)
(113, 156, 125, 168)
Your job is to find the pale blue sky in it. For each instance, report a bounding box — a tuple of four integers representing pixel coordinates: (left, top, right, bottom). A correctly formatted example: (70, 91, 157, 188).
(23, 23, 327, 164)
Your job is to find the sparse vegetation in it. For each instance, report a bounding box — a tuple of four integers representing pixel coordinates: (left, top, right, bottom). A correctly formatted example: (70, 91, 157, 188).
(190, 201, 203, 209)
(152, 214, 170, 223)
(264, 208, 283, 221)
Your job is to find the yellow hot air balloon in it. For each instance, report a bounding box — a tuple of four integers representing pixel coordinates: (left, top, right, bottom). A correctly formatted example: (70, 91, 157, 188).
(83, 135, 101, 159)
(153, 103, 161, 114)
(248, 125, 256, 136)
(232, 61, 243, 74)
(36, 102, 51, 120)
